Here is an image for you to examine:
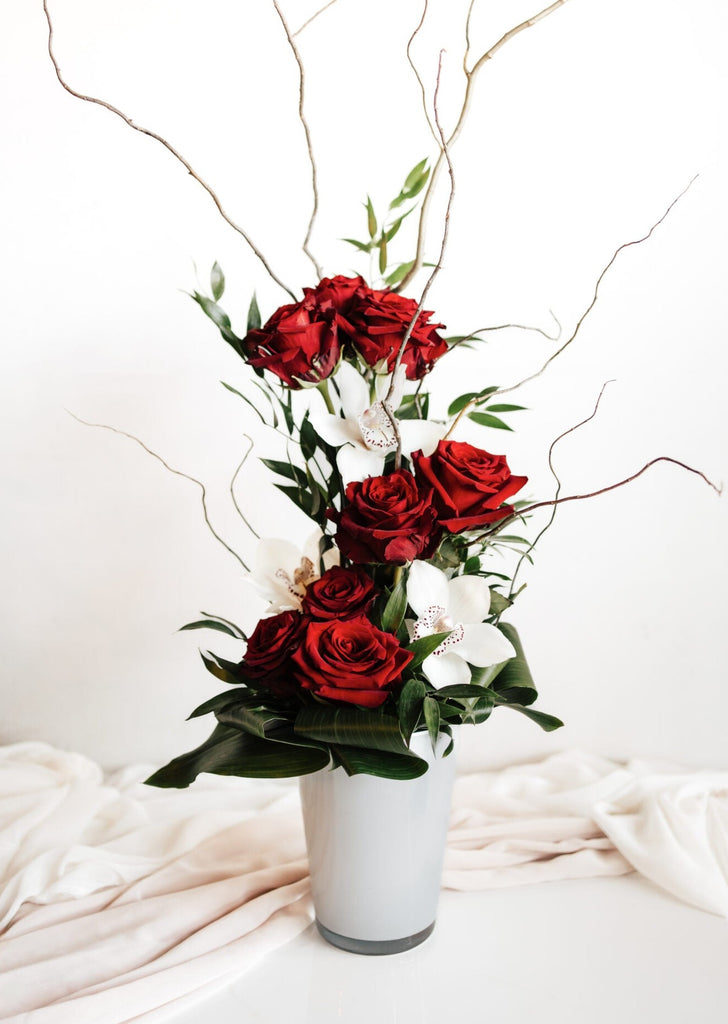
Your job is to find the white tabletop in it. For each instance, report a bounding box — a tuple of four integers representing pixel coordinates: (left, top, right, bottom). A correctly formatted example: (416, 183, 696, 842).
(167, 874, 728, 1024)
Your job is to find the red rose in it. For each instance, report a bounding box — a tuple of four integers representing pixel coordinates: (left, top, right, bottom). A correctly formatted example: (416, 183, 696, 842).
(329, 468, 441, 565)
(301, 565, 378, 620)
(413, 440, 527, 532)
(342, 288, 447, 380)
(291, 617, 412, 707)
(243, 292, 341, 389)
(304, 275, 365, 317)
(242, 610, 305, 698)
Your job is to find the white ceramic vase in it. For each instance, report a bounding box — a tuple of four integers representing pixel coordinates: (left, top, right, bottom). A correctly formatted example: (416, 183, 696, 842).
(299, 731, 456, 955)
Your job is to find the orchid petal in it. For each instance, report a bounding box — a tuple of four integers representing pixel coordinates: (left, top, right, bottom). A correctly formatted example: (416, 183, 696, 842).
(422, 651, 470, 688)
(309, 409, 361, 448)
(447, 575, 492, 627)
(399, 419, 444, 458)
(406, 560, 450, 617)
(335, 360, 370, 417)
(458, 623, 516, 667)
(337, 445, 386, 485)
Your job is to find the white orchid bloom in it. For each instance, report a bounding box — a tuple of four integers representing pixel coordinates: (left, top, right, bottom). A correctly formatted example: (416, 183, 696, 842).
(406, 560, 516, 688)
(310, 361, 442, 485)
(248, 532, 339, 613)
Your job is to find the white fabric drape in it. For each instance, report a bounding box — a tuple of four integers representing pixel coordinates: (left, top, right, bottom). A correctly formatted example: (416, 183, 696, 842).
(0, 743, 726, 1023)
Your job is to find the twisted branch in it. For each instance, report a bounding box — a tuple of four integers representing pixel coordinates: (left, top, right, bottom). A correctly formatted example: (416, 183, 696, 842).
(42, 0, 296, 302)
(67, 412, 250, 572)
(230, 436, 260, 540)
(272, 1, 323, 279)
(293, 0, 341, 37)
(399, 0, 570, 292)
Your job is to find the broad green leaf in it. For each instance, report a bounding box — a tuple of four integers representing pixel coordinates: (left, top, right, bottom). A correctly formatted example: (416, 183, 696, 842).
(468, 411, 513, 431)
(179, 618, 244, 640)
(330, 745, 428, 780)
(210, 261, 225, 301)
(464, 556, 481, 574)
(145, 724, 329, 787)
(216, 704, 286, 739)
(247, 293, 261, 333)
(300, 416, 318, 461)
(406, 631, 452, 670)
(294, 706, 408, 754)
(490, 622, 537, 705)
(435, 684, 496, 700)
(397, 678, 426, 744)
(488, 590, 513, 616)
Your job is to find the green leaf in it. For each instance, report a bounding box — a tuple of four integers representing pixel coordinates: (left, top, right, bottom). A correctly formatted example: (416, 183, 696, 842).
(423, 696, 440, 751)
(384, 260, 415, 287)
(145, 724, 330, 787)
(403, 158, 429, 192)
(447, 386, 499, 417)
(300, 416, 318, 461)
(497, 704, 564, 732)
(187, 690, 251, 720)
(378, 235, 388, 274)
(190, 292, 242, 353)
(397, 678, 426, 744)
(366, 195, 377, 239)
(247, 293, 261, 333)
(464, 556, 481, 574)
(294, 706, 409, 754)
(216, 704, 287, 739)
(179, 618, 245, 640)
(488, 590, 513, 616)
(261, 458, 308, 486)
(406, 631, 452, 669)
(220, 381, 267, 426)
(490, 622, 537, 705)
(342, 237, 373, 253)
(381, 577, 408, 634)
(210, 261, 225, 301)
(486, 404, 527, 413)
(199, 650, 241, 686)
(330, 745, 428, 780)
(435, 684, 496, 700)
(468, 411, 513, 431)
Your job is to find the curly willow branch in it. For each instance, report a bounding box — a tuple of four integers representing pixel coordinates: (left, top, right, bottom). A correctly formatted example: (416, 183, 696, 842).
(67, 412, 250, 572)
(400, 0, 569, 292)
(385, 51, 456, 469)
(506, 379, 615, 599)
(445, 177, 698, 438)
(230, 436, 260, 540)
(42, 0, 296, 302)
(272, 0, 323, 279)
(292, 0, 341, 37)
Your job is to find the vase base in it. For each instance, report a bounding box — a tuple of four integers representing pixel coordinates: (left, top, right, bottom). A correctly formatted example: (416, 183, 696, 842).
(315, 919, 435, 956)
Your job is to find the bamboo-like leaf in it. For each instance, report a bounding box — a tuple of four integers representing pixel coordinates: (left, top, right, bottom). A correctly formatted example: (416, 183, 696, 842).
(423, 696, 440, 752)
(366, 196, 377, 238)
(397, 678, 426, 744)
(447, 386, 498, 416)
(261, 458, 308, 486)
(486, 403, 527, 413)
(220, 381, 267, 426)
(210, 261, 225, 301)
(384, 260, 415, 287)
(403, 158, 429, 192)
(342, 237, 373, 252)
(247, 293, 261, 333)
(330, 745, 428, 780)
(190, 292, 242, 352)
(406, 631, 452, 669)
(381, 577, 408, 634)
(468, 411, 513, 431)
(179, 618, 244, 640)
(378, 235, 388, 274)
(496, 704, 564, 732)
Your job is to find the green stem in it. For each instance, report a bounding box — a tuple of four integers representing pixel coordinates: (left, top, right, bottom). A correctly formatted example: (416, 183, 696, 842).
(317, 379, 335, 415)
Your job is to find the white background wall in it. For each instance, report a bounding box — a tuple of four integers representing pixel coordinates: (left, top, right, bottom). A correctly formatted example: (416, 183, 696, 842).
(1, 0, 726, 772)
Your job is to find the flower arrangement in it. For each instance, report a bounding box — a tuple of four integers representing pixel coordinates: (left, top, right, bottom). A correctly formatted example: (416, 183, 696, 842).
(40, 0, 720, 786)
